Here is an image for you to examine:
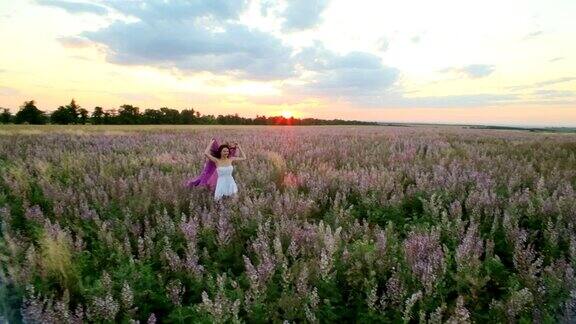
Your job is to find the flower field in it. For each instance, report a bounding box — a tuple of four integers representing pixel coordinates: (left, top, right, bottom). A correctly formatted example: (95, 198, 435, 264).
(0, 125, 575, 323)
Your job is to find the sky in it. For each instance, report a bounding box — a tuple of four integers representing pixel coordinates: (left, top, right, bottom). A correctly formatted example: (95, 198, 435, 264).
(0, 0, 575, 126)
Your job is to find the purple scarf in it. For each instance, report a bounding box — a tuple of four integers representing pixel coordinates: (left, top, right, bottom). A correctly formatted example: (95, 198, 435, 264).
(184, 138, 237, 191)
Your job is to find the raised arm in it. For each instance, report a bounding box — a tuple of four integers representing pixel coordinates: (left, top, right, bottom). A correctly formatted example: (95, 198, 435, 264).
(231, 143, 246, 161)
(204, 139, 219, 163)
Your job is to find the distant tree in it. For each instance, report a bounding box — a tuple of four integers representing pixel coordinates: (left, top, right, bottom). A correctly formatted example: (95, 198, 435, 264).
(91, 107, 104, 124)
(14, 100, 47, 124)
(67, 99, 81, 123)
(200, 114, 217, 124)
(180, 109, 197, 124)
(78, 108, 89, 124)
(254, 115, 267, 125)
(0, 108, 12, 123)
(14, 101, 376, 126)
(104, 109, 117, 124)
(118, 104, 140, 124)
(143, 109, 163, 124)
(50, 106, 74, 124)
(160, 107, 180, 124)
(50, 99, 82, 124)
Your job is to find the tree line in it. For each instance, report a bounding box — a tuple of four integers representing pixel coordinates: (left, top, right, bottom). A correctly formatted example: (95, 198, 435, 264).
(0, 100, 378, 126)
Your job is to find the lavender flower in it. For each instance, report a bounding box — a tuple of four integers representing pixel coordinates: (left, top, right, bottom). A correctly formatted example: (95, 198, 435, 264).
(166, 279, 184, 306)
(402, 290, 423, 323)
(404, 229, 446, 294)
(446, 296, 470, 324)
(121, 281, 134, 310)
(24, 205, 44, 223)
(456, 222, 484, 273)
(88, 293, 119, 322)
(199, 274, 241, 323)
(2, 125, 576, 322)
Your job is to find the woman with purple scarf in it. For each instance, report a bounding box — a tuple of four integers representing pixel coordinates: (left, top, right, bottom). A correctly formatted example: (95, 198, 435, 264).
(185, 138, 246, 201)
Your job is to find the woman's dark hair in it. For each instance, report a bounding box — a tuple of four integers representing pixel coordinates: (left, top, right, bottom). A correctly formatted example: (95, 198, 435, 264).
(214, 144, 230, 159)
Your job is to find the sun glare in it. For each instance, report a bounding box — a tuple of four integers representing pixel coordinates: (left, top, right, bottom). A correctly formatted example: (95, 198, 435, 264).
(281, 110, 293, 118)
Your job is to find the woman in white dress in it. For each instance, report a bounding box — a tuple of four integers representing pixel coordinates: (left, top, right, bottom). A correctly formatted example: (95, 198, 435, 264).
(203, 139, 246, 201)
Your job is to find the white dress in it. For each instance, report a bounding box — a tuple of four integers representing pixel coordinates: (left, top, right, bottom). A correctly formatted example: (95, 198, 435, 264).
(214, 165, 238, 201)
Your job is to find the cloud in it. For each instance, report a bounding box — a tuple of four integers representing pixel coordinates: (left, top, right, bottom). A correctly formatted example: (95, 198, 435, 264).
(259, 0, 275, 17)
(532, 77, 576, 87)
(532, 89, 576, 99)
(101, 0, 249, 21)
(377, 37, 389, 52)
(289, 42, 399, 101)
(396, 93, 518, 108)
(57, 36, 93, 48)
(282, 44, 520, 109)
(79, 0, 294, 80)
(507, 77, 576, 91)
(345, 91, 519, 109)
(117, 93, 158, 101)
(523, 30, 543, 40)
(82, 20, 294, 80)
(461, 65, 495, 78)
(288, 43, 518, 109)
(35, 0, 109, 15)
(281, 0, 330, 31)
(523, 99, 576, 106)
(441, 64, 495, 79)
(0, 86, 20, 96)
(549, 57, 564, 62)
(68, 55, 93, 61)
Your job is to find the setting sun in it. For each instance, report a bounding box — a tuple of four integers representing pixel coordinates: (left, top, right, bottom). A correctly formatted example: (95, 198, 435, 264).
(281, 110, 294, 118)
